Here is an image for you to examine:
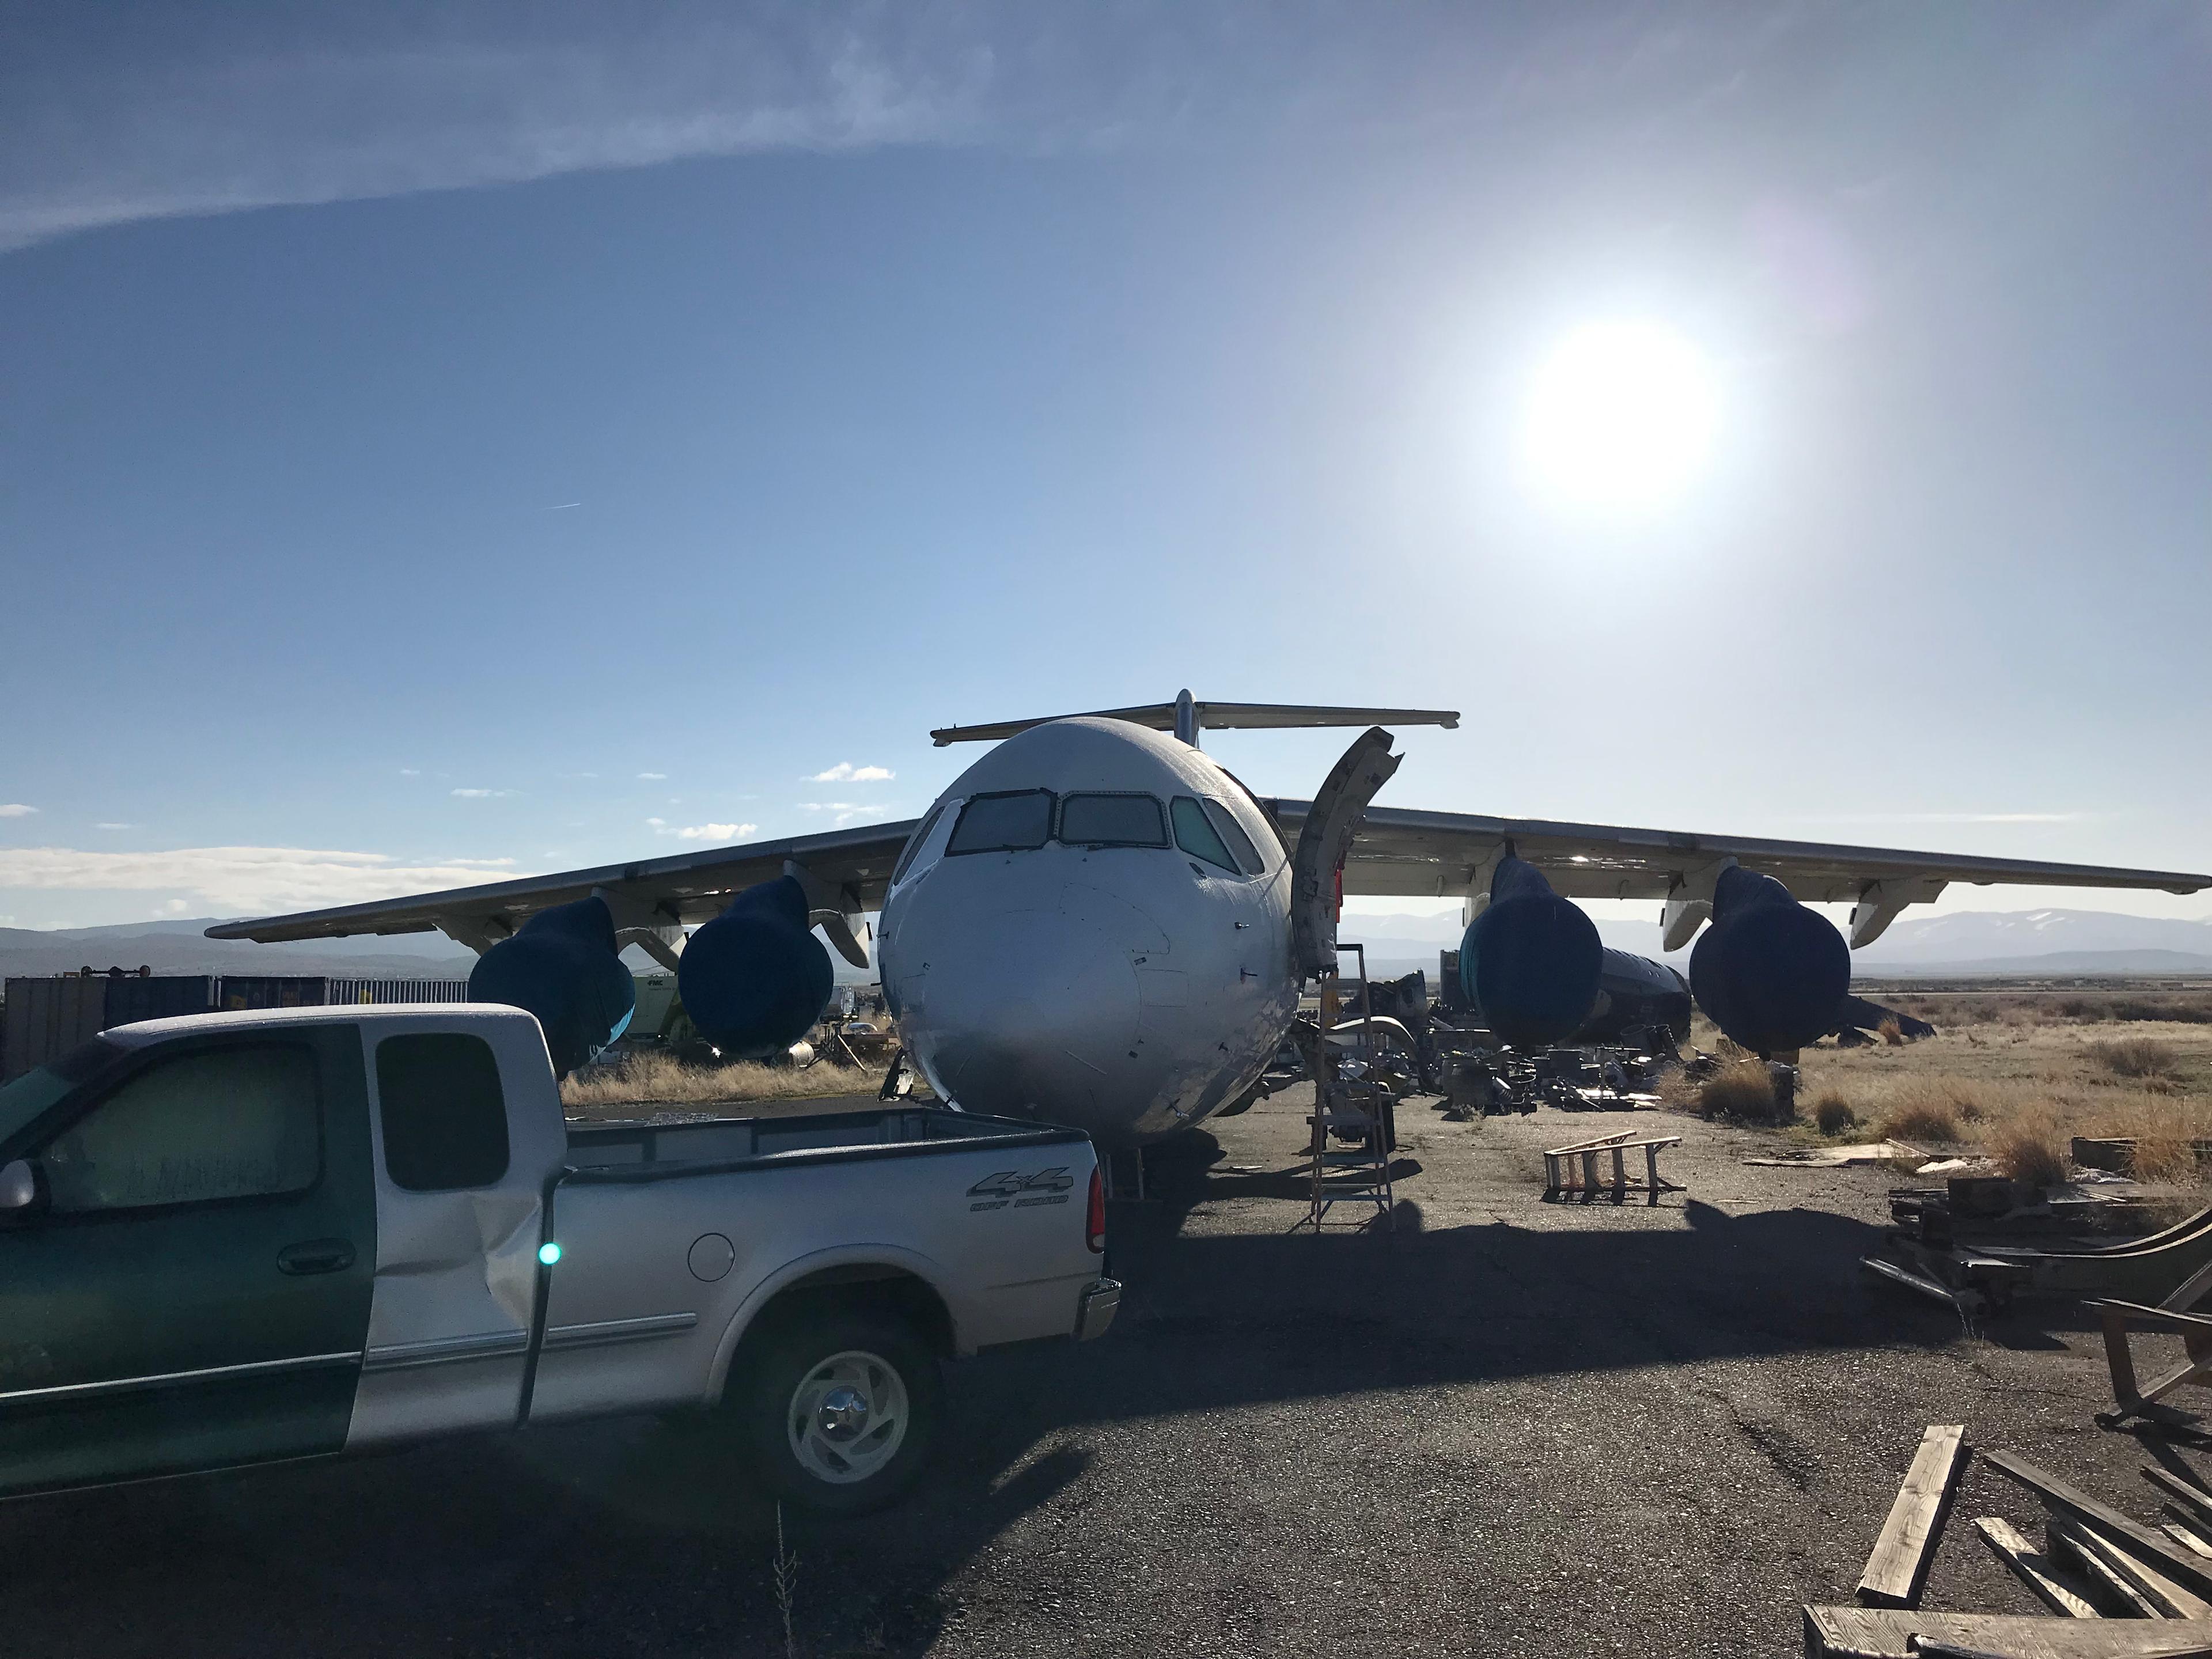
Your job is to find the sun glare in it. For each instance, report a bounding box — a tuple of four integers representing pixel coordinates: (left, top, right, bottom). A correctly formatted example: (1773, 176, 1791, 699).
(1522, 322, 1718, 513)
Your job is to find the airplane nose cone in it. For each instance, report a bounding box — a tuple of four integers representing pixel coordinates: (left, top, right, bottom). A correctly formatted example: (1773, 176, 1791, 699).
(890, 874, 1169, 1130)
(915, 910, 1139, 1120)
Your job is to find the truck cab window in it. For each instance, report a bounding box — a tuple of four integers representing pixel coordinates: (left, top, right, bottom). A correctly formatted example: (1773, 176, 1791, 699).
(1059, 793, 1168, 847)
(1171, 796, 1238, 872)
(946, 790, 1055, 854)
(41, 1046, 320, 1214)
(377, 1033, 509, 1191)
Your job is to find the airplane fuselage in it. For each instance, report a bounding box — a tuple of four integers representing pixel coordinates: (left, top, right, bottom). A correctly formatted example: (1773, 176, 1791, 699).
(878, 718, 1300, 1146)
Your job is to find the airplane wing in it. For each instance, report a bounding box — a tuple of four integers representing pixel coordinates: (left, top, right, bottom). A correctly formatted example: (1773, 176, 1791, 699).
(204, 819, 921, 964)
(1263, 799, 2210, 949)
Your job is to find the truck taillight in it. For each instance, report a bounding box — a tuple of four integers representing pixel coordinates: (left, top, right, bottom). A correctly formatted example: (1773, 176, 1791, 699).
(1086, 1164, 1106, 1253)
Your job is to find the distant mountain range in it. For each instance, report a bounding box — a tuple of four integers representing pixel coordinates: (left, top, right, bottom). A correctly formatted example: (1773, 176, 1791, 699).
(1338, 907, 2212, 979)
(5, 908, 2207, 987)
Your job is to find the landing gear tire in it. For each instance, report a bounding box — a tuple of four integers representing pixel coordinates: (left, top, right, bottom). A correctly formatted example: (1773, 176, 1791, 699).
(733, 1310, 943, 1515)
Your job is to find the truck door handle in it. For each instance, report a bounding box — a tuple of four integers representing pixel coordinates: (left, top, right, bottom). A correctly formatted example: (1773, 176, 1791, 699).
(278, 1238, 356, 1276)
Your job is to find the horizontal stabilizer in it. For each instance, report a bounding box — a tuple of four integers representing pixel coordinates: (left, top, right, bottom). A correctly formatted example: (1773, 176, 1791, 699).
(931, 689, 1459, 747)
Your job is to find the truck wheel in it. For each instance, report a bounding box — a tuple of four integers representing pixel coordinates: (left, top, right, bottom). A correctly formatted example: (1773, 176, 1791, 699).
(735, 1311, 943, 1515)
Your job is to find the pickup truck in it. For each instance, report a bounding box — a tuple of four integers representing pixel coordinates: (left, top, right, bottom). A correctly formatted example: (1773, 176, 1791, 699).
(0, 1004, 1118, 1513)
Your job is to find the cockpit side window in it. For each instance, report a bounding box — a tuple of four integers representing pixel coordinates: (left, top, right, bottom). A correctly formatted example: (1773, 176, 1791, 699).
(1171, 797, 1238, 873)
(1199, 797, 1266, 876)
(891, 801, 949, 884)
(1058, 793, 1168, 848)
(946, 790, 1056, 855)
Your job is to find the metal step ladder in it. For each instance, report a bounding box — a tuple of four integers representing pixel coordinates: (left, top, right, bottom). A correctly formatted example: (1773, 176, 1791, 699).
(1300, 942, 1395, 1230)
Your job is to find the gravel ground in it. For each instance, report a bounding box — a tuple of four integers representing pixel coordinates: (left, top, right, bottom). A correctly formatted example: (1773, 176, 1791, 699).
(9, 1086, 2200, 1657)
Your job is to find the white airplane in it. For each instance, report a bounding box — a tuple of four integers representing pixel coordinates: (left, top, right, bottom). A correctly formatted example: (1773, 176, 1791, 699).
(211, 691, 2209, 1147)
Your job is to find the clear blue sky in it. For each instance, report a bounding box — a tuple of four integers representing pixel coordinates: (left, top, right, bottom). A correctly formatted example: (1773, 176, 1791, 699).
(2, 2, 2207, 930)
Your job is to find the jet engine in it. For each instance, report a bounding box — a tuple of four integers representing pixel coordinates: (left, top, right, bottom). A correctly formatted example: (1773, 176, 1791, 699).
(1458, 855, 1603, 1048)
(1688, 864, 1850, 1055)
(467, 895, 636, 1077)
(676, 876, 835, 1059)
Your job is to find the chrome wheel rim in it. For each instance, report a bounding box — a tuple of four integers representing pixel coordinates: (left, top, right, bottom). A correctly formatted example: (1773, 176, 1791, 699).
(786, 1349, 909, 1485)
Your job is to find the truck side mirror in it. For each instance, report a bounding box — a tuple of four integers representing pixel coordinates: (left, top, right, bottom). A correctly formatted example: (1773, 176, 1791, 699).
(0, 1159, 40, 1216)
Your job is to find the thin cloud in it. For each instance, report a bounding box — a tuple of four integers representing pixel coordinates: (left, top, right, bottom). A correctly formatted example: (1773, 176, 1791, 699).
(0, 7, 1012, 251)
(1783, 812, 2089, 825)
(399, 768, 421, 777)
(674, 823, 755, 842)
(645, 816, 666, 828)
(0, 846, 537, 913)
(547, 502, 582, 510)
(799, 800, 884, 828)
(450, 787, 517, 798)
(638, 772, 668, 781)
(806, 762, 894, 783)
(94, 822, 137, 831)
(0, 804, 37, 817)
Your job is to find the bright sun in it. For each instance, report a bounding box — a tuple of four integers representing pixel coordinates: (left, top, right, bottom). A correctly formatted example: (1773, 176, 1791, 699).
(1522, 322, 1718, 513)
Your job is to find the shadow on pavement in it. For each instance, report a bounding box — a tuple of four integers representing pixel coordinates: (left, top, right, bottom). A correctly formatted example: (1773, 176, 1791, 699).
(1, 1126, 1965, 1658)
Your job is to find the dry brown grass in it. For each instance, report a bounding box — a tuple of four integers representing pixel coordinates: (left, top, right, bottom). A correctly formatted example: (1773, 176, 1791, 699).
(1812, 1093, 1857, 1136)
(1988, 1105, 2067, 1189)
(1878, 1096, 1961, 1144)
(560, 1050, 878, 1112)
(1687, 1059, 1782, 1122)
(2089, 1036, 2184, 1080)
(1877, 1017, 1903, 1047)
(2073, 1092, 2212, 1183)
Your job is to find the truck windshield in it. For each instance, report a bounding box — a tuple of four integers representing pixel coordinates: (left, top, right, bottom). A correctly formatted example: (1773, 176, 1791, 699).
(0, 1036, 126, 1150)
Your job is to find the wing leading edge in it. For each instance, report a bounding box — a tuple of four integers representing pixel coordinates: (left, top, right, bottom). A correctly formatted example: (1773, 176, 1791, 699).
(204, 819, 921, 957)
(1264, 800, 2209, 949)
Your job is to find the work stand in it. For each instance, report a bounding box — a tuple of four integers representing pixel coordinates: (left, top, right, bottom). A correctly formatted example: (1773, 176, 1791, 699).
(1541, 1130, 1683, 1205)
(1296, 944, 1396, 1232)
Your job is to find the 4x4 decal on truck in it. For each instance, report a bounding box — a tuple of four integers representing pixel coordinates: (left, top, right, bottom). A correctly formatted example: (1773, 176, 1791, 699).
(968, 1168, 1075, 1211)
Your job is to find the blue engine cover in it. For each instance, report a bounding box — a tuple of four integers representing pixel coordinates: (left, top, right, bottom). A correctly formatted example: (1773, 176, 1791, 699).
(1688, 865, 1850, 1055)
(1459, 855, 1603, 1048)
(677, 876, 835, 1059)
(468, 895, 636, 1078)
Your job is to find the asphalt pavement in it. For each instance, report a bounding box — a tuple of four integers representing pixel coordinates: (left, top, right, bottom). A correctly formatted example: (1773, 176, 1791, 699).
(6, 1088, 2190, 1657)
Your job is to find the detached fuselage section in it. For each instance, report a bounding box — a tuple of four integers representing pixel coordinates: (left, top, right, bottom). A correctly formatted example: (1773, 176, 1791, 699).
(878, 719, 1300, 1146)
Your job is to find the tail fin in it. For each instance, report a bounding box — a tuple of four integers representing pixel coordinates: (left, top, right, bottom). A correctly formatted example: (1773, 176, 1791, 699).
(930, 688, 1459, 747)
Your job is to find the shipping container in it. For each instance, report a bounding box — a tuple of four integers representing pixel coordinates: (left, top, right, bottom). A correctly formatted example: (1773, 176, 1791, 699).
(214, 975, 329, 1012)
(104, 975, 215, 1028)
(1, 977, 109, 1082)
(325, 978, 470, 1005)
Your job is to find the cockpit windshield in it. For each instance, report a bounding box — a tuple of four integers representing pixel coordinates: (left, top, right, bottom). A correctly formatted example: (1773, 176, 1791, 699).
(1058, 794, 1168, 848)
(946, 790, 1055, 854)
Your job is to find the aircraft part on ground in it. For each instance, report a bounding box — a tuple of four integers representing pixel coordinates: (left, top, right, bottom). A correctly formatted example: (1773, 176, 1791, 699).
(465, 895, 635, 1078)
(1580, 949, 1695, 1046)
(1690, 864, 1851, 1055)
(1460, 855, 1604, 1048)
(675, 876, 835, 1059)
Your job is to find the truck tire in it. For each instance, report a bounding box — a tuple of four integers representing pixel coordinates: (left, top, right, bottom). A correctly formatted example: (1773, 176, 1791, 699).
(733, 1309, 944, 1515)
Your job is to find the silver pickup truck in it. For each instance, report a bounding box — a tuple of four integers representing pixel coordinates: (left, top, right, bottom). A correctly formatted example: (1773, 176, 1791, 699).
(0, 1005, 1118, 1513)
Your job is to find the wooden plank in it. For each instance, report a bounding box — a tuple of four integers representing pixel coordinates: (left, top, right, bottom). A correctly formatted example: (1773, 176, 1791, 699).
(1855, 1424, 1971, 1609)
(1983, 1449, 2212, 1600)
(2165, 1518, 2212, 1559)
(2050, 1516, 2166, 1618)
(2145, 1465, 2212, 1524)
(2056, 1514, 2211, 1617)
(1971, 1516, 2101, 1618)
(1805, 1606, 2212, 1659)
